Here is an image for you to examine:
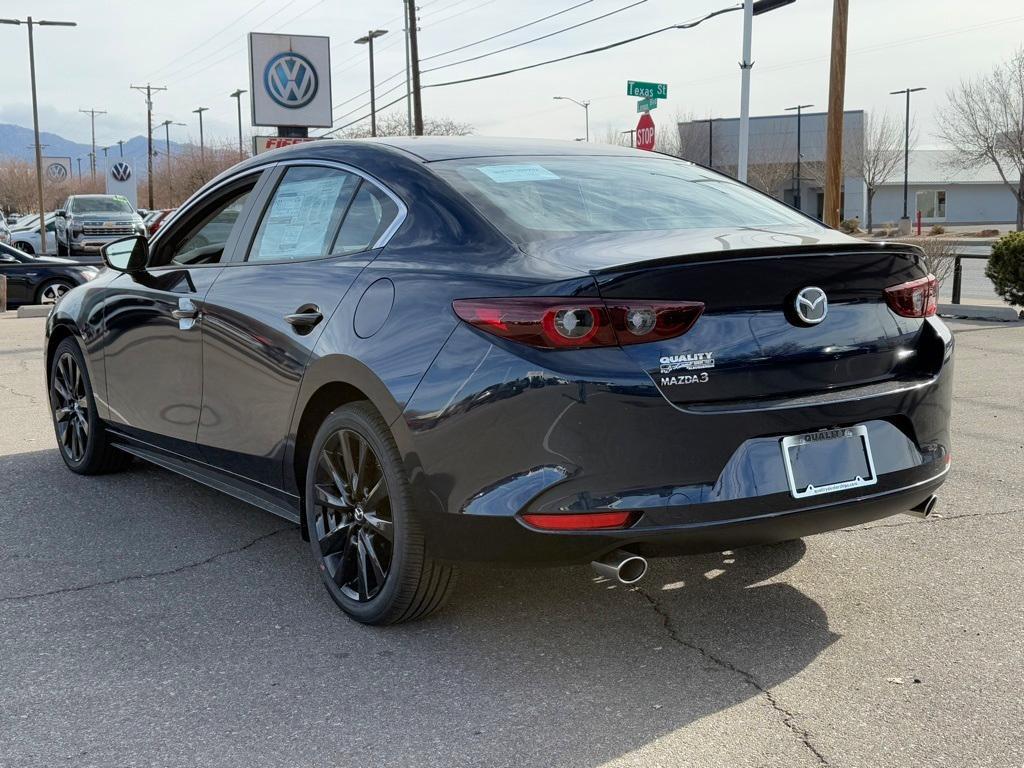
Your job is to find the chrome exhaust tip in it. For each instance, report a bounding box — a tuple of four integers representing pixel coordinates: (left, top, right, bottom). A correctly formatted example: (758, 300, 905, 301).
(592, 549, 649, 585)
(907, 494, 938, 518)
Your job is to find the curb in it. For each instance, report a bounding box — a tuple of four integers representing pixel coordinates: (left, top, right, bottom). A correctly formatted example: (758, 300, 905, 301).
(938, 303, 1020, 322)
(15, 305, 52, 319)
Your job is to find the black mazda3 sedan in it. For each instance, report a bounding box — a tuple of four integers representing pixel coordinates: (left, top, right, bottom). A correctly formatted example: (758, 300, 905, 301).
(45, 138, 952, 624)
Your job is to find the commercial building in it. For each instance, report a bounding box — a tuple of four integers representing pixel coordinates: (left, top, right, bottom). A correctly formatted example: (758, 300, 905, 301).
(676, 111, 1020, 228)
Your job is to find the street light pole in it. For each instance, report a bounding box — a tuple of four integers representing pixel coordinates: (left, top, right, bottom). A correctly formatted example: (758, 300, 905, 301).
(737, 0, 797, 182)
(1, 16, 77, 255)
(230, 89, 247, 160)
(553, 96, 591, 142)
(355, 30, 388, 137)
(890, 87, 926, 225)
(79, 108, 106, 179)
(193, 107, 209, 162)
(159, 120, 186, 205)
(784, 103, 813, 211)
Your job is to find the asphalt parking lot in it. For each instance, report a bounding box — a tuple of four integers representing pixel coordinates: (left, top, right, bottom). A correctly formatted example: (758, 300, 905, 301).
(1, 313, 1022, 768)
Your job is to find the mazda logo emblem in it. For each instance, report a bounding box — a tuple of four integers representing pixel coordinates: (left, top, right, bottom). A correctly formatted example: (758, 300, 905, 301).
(111, 162, 132, 182)
(263, 51, 318, 109)
(46, 163, 68, 181)
(794, 286, 828, 325)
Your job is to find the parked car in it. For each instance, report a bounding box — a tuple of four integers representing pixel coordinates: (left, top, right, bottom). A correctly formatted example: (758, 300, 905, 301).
(0, 217, 11, 245)
(10, 215, 57, 255)
(142, 208, 175, 237)
(0, 241, 99, 305)
(54, 194, 146, 261)
(45, 138, 953, 625)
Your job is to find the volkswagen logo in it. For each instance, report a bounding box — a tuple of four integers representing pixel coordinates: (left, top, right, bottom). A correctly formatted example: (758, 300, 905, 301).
(263, 51, 318, 109)
(46, 163, 68, 181)
(794, 287, 828, 325)
(111, 162, 132, 182)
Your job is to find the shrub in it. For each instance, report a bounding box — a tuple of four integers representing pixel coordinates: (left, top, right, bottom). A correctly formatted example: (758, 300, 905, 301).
(986, 232, 1024, 306)
(929, 225, 946, 235)
(979, 228, 1001, 237)
(839, 218, 860, 234)
(916, 239, 957, 287)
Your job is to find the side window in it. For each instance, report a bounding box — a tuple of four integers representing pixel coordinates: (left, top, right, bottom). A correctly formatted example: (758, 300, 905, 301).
(248, 166, 361, 263)
(153, 181, 256, 267)
(331, 182, 399, 256)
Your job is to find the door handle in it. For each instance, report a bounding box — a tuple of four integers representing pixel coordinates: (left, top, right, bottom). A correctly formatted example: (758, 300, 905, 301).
(285, 305, 323, 332)
(173, 297, 199, 330)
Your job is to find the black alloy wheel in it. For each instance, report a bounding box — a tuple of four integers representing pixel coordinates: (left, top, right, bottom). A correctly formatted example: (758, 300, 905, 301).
(313, 428, 395, 602)
(48, 338, 132, 475)
(51, 351, 89, 464)
(305, 403, 457, 625)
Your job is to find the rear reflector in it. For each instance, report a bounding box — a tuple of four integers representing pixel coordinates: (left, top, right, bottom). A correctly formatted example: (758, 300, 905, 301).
(453, 298, 704, 349)
(884, 275, 938, 318)
(521, 511, 637, 531)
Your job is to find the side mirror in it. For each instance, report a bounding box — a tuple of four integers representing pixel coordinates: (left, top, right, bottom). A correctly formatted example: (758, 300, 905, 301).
(55, 210, 66, 218)
(102, 235, 149, 274)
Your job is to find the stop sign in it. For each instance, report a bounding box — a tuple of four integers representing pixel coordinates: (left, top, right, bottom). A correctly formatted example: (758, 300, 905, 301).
(636, 112, 656, 151)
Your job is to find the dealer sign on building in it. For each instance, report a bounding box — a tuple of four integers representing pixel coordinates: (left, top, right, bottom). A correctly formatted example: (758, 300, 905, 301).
(248, 33, 333, 128)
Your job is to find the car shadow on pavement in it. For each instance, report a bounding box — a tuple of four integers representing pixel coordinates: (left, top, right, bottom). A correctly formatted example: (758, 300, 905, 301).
(2, 449, 838, 768)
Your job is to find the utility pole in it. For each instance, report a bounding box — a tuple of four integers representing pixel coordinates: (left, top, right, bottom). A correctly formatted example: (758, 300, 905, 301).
(890, 87, 926, 231)
(79, 108, 106, 179)
(822, 0, 849, 228)
(117, 139, 125, 157)
(76, 157, 82, 179)
(784, 103, 813, 211)
(159, 120, 186, 206)
(193, 107, 209, 162)
(230, 89, 247, 161)
(1, 16, 77, 255)
(405, 0, 424, 135)
(404, 18, 413, 135)
(130, 83, 167, 210)
(355, 30, 388, 137)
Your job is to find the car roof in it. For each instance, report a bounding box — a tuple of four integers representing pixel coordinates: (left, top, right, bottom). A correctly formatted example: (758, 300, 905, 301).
(252, 136, 667, 164)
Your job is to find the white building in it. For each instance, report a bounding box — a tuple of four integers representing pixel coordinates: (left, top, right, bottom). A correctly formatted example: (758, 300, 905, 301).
(677, 112, 1021, 228)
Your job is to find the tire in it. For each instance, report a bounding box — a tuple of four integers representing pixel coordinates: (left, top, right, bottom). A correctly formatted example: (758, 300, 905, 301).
(36, 279, 74, 305)
(304, 402, 457, 625)
(48, 337, 132, 475)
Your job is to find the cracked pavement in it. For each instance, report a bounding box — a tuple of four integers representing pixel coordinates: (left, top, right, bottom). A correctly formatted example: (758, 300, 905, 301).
(1, 313, 1022, 768)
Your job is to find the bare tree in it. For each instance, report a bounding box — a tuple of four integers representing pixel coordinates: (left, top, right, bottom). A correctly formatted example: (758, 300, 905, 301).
(340, 112, 472, 139)
(916, 238, 958, 287)
(746, 140, 795, 199)
(938, 47, 1024, 231)
(857, 112, 903, 232)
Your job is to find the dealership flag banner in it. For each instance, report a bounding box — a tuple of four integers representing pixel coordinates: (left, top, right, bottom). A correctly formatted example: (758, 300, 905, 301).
(248, 33, 333, 128)
(105, 161, 138, 209)
(41, 156, 72, 183)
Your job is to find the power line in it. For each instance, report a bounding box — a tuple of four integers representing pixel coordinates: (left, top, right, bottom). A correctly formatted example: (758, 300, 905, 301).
(142, 0, 273, 80)
(422, 0, 594, 61)
(330, 67, 408, 113)
(422, 0, 648, 73)
(321, 93, 411, 136)
(423, 0, 503, 27)
(423, 4, 743, 89)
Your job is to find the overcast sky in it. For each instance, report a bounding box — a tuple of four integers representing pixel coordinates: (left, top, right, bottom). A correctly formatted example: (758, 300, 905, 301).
(2, 0, 1022, 152)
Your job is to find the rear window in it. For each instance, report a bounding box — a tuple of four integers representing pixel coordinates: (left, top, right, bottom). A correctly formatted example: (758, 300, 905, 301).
(71, 197, 134, 214)
(432, 155, 810, 244)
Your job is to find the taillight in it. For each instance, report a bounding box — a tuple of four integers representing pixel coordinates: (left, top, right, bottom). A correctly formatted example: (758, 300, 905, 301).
(884, 275, 938, 318)
(452, 298, 704, 349)
(521, 511, 638, 530)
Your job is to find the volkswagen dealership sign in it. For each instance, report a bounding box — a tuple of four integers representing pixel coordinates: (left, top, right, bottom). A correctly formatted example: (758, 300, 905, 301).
(41, 156, 72, 183)
(248, 33, 332, 128)
(105, 161, 138, 208)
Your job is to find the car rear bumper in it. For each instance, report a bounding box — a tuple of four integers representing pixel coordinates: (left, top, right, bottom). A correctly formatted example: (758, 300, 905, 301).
(420, 465, 947, 564)
(399, 318, 954, 565)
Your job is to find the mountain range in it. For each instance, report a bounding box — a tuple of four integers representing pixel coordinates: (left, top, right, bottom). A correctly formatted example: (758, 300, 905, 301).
(0, 122, 187, 171)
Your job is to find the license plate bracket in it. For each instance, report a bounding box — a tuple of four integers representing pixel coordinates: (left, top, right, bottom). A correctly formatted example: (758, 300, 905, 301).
(780, 425, 877, 499)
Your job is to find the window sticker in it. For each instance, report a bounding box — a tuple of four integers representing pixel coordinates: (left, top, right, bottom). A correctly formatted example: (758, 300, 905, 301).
(477, 164, 560, 184)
